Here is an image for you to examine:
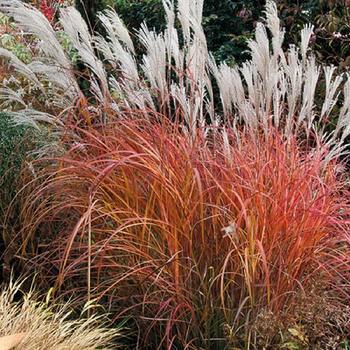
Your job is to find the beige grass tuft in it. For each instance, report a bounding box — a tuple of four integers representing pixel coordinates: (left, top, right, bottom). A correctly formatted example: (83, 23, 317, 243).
(0, 279, 120, 350)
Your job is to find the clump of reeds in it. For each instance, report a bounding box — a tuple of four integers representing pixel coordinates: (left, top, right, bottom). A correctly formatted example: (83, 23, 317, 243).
(12, 118, 349, 349)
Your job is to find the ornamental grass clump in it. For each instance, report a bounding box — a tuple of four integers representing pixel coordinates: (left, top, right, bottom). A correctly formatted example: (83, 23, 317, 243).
(0, 278, 120, 350)
(12, 117, 349, 349)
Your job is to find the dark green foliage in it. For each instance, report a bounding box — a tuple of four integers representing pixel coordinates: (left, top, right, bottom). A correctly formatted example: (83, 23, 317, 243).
(312, 1, 350, 68)
(75, 0, 114, 30)
(99, 1, 314, 65)
(201, 0, 260, 64)
(111, 0, 259, 64)
(113, 0, 166, 31)
(0, 114, 30, 198)
(0, 114, 39, 219)
(0, 113, 35, 280)
(85, 0, 350, 69)
(72, 1, 350, 70)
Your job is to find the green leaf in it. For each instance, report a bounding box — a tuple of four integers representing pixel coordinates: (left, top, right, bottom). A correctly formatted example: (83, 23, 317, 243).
(0, 33, 15, 47)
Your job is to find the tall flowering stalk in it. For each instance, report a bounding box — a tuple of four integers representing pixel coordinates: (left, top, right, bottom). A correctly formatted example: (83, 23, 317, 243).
(0, 0, 350, 153)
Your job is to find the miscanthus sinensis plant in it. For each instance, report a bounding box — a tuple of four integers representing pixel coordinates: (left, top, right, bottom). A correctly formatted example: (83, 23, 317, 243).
(0, 0, 350, 155)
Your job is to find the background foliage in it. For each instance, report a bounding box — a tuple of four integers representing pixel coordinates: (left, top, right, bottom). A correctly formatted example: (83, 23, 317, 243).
(19, 0, 350, 67)
(0, 114, 35, 212)
(76, 0, 350, 67)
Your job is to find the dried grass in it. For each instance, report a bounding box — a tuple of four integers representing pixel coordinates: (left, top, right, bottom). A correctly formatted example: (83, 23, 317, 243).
(0, 278, 121, 350)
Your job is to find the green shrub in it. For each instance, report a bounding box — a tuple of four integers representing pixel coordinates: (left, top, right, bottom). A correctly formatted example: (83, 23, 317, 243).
(108, 0, 319, 65)
(0, 113, 35, 208)
(0, 113, 38, 281)
(111, 0, 258, 64)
